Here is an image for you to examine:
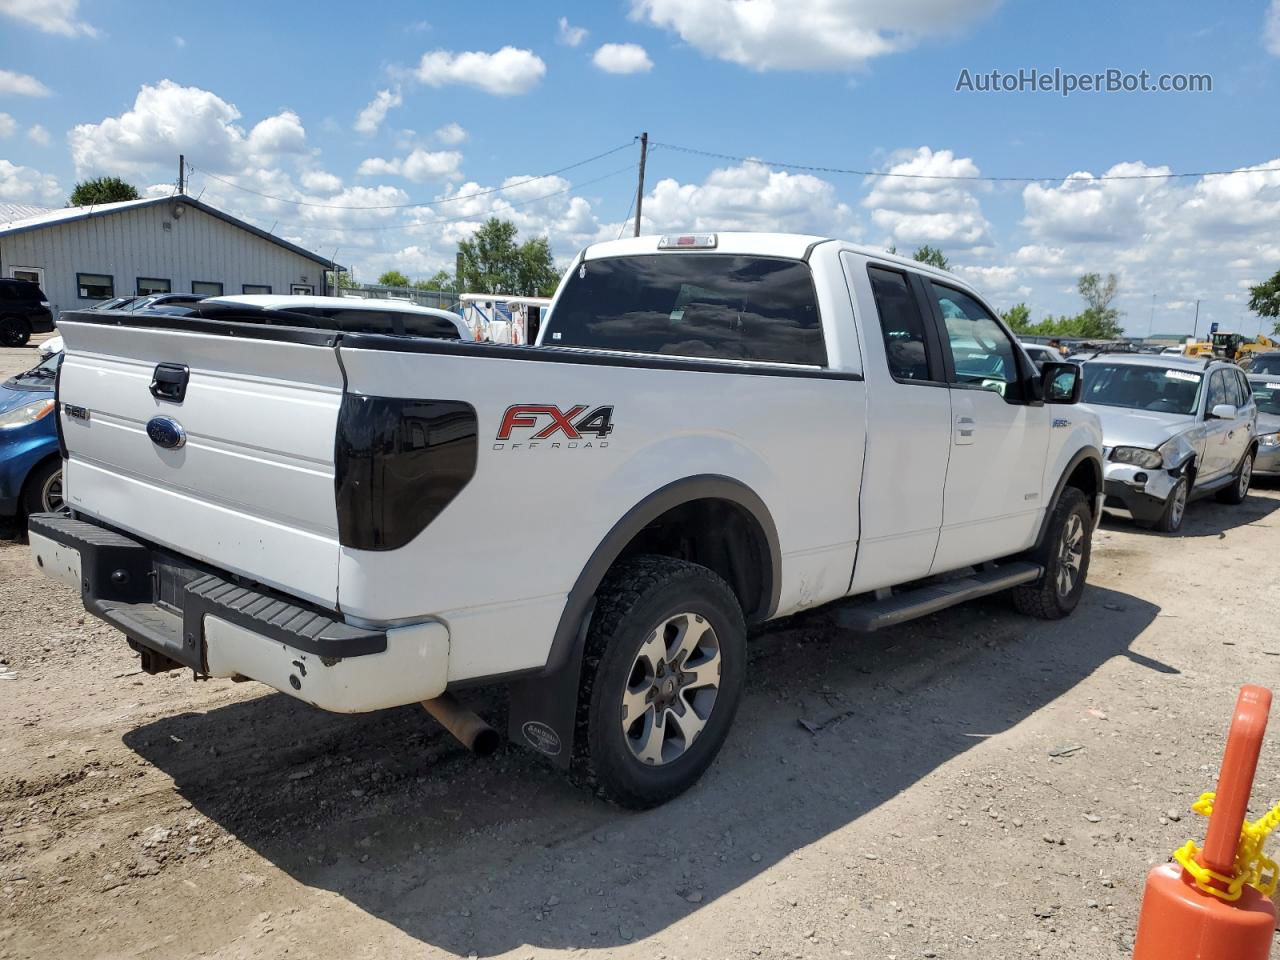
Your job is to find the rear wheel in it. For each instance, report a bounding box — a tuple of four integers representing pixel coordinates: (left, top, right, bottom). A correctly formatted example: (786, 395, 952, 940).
(1012, 486, 1092, 620)
(1216, 451, 1253, 505)
(0, 315, 31, 348)
(21, 458, 64, 516)
(575, 555, 746, 809)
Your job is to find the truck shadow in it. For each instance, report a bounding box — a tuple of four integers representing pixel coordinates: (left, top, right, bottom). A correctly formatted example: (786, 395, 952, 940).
(124, 585, 1163, 956)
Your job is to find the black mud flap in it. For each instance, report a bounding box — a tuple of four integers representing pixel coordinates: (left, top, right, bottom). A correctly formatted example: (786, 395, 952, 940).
(506, 599, 595, 769)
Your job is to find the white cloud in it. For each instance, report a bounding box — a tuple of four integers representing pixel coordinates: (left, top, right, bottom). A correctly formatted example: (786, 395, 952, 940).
(247, 110, 307, 156)
(1266, 0, 1280, 56)
(358, 148, 463, 182)
(630, 0, 1002, 71)
(68, 81, 308, 176)
(1021, 161, 1173, 243)
(864, 146, 991, 249)
(592, 43, 654, 74)
(643, 160, 856, 236)
(355, 88, 402, 135)
(435, 122, 467, 145)
(174, 35, 186, 48)
(0, 113, 14, 138)
(0, 68, 51, 97)
(0, 0, 95, 36)
(415, 47, 546, 96)
(300, 169, 342, 193)
(558, 16, 588, 46)
(0, 158, 61, 204)
(26, 123, 50, 145)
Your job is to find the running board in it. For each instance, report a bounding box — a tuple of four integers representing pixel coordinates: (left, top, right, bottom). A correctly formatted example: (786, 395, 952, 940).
(834, 561, 1043, 633)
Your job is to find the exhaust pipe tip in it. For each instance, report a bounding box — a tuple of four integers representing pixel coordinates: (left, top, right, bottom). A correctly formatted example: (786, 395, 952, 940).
(421, 692, 501, 756)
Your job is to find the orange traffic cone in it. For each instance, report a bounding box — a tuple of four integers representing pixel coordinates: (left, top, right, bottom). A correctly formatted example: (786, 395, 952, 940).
(1132, 685, 1277, 960)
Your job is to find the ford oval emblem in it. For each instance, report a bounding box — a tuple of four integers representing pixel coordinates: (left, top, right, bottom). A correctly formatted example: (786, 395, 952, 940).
(146, 416, 186, 449)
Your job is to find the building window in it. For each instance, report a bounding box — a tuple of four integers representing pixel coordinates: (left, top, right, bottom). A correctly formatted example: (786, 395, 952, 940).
(77, 272, 114, 299)
(137, 277, 171, 295)
(242, 284, 272, 295)
(191, 280, 224, 296)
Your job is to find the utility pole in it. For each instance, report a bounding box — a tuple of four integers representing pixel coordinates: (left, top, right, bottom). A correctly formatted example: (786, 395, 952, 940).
(1192, 299, 1201, 341)
(178, 155, 185, 195)
(633, 132, 648, 238)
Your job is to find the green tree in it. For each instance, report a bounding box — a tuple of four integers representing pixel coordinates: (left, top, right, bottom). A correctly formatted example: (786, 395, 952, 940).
(1075, 272, 1123, 338)
(515, 236, 559, 297)
(457, 218, 560, 296)
(414, 270, 455, 292)
(68, 176, 140, 206)
(1001, 303, 1032, 334)
(1248, 268, 1280, 335)
(377, 270, 411, 288)
(912, 245, 949, 270)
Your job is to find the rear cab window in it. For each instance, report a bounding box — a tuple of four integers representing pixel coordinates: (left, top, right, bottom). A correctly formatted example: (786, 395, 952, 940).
(544, 254, 827, 366)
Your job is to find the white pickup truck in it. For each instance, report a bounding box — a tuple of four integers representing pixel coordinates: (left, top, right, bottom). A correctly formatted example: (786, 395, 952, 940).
(29, 233, 1102, 808)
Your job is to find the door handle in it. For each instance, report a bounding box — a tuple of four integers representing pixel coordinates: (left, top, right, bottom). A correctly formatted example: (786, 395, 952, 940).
(954, 415, 976, 446)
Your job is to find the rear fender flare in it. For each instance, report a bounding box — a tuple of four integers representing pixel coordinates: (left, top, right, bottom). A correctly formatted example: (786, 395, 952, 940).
(507, 474, 780, 767)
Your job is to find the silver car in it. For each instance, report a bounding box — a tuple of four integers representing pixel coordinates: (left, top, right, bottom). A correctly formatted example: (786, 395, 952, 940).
(1246, 375, 1280, 477)
(1079, 355, 1257, 532)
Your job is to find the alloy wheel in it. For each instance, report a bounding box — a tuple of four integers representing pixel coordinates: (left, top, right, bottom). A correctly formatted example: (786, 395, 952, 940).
(40, 468, 64, 512)
(621, 612, 721, 766)
(1056, 513, 1085, 597)
(1239, 456, 1253, 499)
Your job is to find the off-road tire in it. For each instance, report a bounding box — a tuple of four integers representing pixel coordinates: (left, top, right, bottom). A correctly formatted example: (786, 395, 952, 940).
(574, 555, 746, 809)
(0, 315, 31, 348)
(1012, 486, 1092, 620)
(1215, 451, 1254, 505)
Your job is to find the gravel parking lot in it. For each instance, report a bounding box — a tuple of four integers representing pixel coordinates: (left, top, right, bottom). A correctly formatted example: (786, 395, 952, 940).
(2, 340, 1278, 960)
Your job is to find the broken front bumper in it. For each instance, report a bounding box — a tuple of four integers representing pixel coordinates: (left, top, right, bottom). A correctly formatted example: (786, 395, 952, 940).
(1101, 461, 1181, 523)
(27, 513, 449, 713)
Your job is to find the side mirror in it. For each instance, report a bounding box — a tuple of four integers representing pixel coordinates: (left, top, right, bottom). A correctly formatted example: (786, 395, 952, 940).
(1209, 403, 1238, 420)
(1042, 362, 1082, 404)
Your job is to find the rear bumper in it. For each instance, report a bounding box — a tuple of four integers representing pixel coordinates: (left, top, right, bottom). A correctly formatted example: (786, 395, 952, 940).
(28, 311, 55, 334)
(27, 513, 450, 713)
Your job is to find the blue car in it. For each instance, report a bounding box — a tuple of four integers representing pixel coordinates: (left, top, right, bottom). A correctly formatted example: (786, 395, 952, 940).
(0, 350, 63, 520)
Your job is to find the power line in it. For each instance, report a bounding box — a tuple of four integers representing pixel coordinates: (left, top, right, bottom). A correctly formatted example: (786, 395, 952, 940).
(194, 160, 641, 236)
(187, 141, 635, 210)
(651, 140, 1280, 183)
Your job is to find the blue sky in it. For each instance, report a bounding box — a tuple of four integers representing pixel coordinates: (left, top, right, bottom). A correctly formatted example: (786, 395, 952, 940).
(2, 0, 1279, 336)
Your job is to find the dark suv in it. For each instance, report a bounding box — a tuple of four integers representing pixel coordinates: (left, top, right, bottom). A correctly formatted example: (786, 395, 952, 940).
(0, 278, 55, 347)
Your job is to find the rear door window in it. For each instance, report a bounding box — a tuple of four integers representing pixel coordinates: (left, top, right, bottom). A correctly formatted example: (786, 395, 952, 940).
(867, 266, 935, 382)
(545, 254, 826, 366)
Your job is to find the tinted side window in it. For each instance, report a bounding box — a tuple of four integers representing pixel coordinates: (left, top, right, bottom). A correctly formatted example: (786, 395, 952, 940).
(546, 254, 826, 366)
(867, 267, 933, 382)
(1234, 370, 1252, 405)
(929, 283, 1023, 399)
(293, 307, 461, 339)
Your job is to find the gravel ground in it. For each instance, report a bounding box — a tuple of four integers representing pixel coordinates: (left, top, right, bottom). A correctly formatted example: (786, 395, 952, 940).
(1, 338, 1279, 959)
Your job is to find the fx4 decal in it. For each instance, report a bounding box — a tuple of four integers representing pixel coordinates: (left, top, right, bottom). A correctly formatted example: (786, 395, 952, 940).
(495, 404, 615, 450)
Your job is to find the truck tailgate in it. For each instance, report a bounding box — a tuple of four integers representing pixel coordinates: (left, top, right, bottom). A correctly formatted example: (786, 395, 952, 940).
(57, 318, 344, 608)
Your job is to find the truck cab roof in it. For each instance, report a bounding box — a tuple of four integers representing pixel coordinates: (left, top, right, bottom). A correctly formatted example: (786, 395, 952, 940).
(580, 232, 964, 285)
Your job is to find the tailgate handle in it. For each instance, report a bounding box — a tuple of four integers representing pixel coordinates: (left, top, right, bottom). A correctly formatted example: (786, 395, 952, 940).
(150, 363, 190, 403)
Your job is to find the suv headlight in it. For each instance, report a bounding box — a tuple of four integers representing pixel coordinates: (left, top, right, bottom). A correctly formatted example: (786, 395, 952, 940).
(1110, 445, 1163, 469)
(0, 398, 55, 430)
(1260, 432, 1280, 448)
